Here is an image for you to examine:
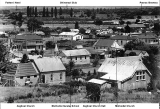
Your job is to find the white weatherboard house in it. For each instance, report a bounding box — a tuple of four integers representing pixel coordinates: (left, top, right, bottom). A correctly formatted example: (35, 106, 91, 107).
(58, 32, 83, 41)
(15, 62, 39, 86)
(34, 57, 66, 84)
(98, 56, 152, 91)
(59, 49, 91, 65)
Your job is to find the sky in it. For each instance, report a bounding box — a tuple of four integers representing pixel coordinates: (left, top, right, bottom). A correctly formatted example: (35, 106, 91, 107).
(0, 6, 158, 10)
(0, 0, 159, 10)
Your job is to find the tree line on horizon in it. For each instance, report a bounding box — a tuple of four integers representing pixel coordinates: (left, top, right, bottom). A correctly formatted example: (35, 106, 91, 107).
(27, 6, 74, 18)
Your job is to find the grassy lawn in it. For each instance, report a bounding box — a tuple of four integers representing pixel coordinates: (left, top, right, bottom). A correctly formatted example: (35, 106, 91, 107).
(1, 86, 160, 103)
(0, 87, 35, 102)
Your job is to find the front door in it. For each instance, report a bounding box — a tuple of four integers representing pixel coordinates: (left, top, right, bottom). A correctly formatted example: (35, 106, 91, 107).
(41, 75, 45, 83)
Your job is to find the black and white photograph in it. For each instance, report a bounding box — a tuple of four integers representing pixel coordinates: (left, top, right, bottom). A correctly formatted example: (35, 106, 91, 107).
(0, 0, 160, 108)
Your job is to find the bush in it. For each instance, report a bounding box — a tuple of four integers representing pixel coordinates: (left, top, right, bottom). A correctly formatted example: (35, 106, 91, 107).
(128, 90, 132, 94)
(18, 95, 27, 99)
(27, 93, 33, 98)
(7, 97, 14, 103)
(135, 94, 141, 100)
(86, 83, 101, 102)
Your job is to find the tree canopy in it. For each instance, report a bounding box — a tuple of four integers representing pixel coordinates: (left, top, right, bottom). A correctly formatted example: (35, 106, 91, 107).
(75, 21, 79, 29)
(27, 18, 44, 32)
(0, 41, 7, 62)
(94, 18, 103, 26)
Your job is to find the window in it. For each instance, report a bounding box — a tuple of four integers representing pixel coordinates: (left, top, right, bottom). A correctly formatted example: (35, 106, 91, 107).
(75, 57, 77, 60)
(27, 76, 30, 78)
(60, 73, 62, 80)
(20, 77, 23, 79)
(34, 75, 37, 78)
(51, 74, 53, 81)
(85, 56, 86, 59)
(80, 56, 82, 60)
(136, 71, 145, 81)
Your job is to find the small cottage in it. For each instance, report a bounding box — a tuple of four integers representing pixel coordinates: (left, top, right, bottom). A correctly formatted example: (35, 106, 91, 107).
(59, 49, 91, 65)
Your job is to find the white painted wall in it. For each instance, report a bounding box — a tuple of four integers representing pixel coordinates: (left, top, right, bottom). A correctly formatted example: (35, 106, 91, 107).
(43, 71, 66, 84)
(61, 56, 90, 65)
(15, 75, 39, 86)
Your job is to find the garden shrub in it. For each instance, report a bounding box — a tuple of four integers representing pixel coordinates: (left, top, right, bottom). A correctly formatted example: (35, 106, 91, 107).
(27, 93, 33, 98)
(7, 96, 14, 103)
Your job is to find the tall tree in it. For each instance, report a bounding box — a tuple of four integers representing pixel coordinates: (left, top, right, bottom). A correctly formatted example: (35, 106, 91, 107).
(86, 9, 92, 17)
(59, 7, 62, 15)
(27, 18, 44, 32)
(29, 7, 32, 17)
(0, 41, 7, 62)
(153, 23, 160, 36)
(32, 7, 35, 17)
(51, 7, 53, 17)
(27, 6, 30, 17)
(21, 54, 29, 63)
(46, 8, 49, 17)
(125, 24, 130, 33)
(35, 7, 37, 17)
(75, 21, 79, 29)
(54, 7, 57, 18)
(43, 7, 45, 17)
(9, 12, 23, 31)
(70, 8, 73, 17)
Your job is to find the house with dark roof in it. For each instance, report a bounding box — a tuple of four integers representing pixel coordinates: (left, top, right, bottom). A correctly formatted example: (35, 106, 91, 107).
(1, 62, 39, 86)
(9, 33, 44, 52)
(97, 56, 152, 91)
(15, 62, 39, 86)
(137, 33, 158, 44)
(59, 49, 91, 65)
(93, 39, 123, 51)
(128, 24, 146, 28)
(125, 50, 149, 57)
(1, 64, 18, 86)
(110, 35, 137, 47)
(34, 57, 66, 84)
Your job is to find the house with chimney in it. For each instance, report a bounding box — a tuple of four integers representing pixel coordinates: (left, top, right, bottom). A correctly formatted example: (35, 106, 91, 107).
(97, 56, 152, 91)
(9, 32, 44, 52)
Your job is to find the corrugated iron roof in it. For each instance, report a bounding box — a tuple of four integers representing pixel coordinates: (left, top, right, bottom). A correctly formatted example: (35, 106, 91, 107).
(125, 50, 147, 55)
(111, 35, 137, 40)
(60, 49, 90, 57)
(129, 24, 146, 28)
(137, 34, 157, 39)
(99, 56, 150, 81)
(59, 32, 77, 36)
(16, 62, 39, 77)
(34, 57, 66, 72)
(93, 39, 114, 47)
(10, 34, 42, 40)
(88, 78, 106, 85)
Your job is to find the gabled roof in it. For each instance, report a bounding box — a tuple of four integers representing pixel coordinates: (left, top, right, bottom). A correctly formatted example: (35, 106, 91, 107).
(34, 57, 66, 73)
(60, 49, 90, 57)
(59, 32, 77, 36)
(125, 50, 147, 55)
(111, 35, 137, 40)
(93, 39, 114, 47)
(88, 78, 106, 85)
(137, 34, 157, 39)
(15, 62, 39, 77)
(99, 56, 151, 82)
(128, 24, 146, 28)
(10, 34, 42, 40)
